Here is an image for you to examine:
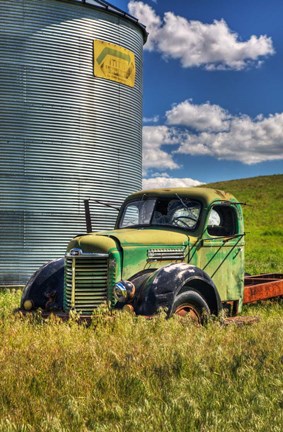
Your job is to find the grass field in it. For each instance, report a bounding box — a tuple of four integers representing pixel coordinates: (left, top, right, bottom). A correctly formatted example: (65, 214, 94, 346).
(0, 175, 282, 431)
(206, 174, 283, 274)
(0, 291, 282, 432)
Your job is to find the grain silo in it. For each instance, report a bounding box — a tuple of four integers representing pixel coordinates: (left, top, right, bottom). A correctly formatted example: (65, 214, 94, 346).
(0, 0, 147, 285)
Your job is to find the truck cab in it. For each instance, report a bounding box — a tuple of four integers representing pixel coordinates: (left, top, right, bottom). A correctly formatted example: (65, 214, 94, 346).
(21, 187, 245, 322)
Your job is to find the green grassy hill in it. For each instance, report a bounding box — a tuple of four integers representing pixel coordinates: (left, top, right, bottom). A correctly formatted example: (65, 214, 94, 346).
(205, 174, 283, 274)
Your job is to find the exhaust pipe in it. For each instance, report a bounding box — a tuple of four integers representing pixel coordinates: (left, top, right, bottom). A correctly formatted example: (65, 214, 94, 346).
(84, 199, 92, 233)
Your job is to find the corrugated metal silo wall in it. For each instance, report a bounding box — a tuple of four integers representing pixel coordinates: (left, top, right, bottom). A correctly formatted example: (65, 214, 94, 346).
(0, 0, 144, 284)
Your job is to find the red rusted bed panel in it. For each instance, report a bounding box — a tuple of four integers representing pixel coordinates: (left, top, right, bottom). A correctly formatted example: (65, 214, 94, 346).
(243, 274, 283, 304)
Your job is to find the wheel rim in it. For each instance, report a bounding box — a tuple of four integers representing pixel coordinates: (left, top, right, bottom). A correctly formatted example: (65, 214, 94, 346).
(175, 303, 201, 323)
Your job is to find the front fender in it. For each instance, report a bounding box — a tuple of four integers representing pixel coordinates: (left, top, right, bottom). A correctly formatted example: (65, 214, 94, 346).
(133, 263, 222, 316)
(20, 258, 64, 311)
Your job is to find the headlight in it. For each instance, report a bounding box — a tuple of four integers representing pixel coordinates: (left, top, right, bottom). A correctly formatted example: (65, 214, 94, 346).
(23, 299, 33, 311)
(114, 280, 135, 303)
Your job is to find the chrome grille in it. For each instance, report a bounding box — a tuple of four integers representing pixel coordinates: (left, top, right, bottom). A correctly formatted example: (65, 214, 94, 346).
(64, 255, 108, 314)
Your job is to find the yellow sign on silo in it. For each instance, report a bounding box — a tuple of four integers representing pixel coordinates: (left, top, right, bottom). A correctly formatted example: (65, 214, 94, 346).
(93, 40, 136, 87)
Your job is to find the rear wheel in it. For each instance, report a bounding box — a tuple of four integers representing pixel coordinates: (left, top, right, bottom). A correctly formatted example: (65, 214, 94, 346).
(172, 291, 210, 324)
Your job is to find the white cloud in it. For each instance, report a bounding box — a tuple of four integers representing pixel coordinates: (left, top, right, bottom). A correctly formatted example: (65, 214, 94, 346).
(151, 172, 170, 178)
(142, 177, 204, 189)
(128, 1, 274, 70)
(166, 100, 230, 132)
(128, 1, 161, 51)
(143, 115, 160, 123)
(177, 113, 283, 164)
(142, 125, 180, 173)
(142, 101, 283, 169)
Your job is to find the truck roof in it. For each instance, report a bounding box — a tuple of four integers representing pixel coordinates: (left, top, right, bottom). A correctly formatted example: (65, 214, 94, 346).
(126, 187, 238, 206)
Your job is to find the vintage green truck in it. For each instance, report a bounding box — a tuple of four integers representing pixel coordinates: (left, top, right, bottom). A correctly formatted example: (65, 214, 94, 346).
(20, 187, 283, 322)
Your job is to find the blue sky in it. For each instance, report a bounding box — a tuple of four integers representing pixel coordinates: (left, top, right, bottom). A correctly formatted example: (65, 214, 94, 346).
(112, 0, 283, 187)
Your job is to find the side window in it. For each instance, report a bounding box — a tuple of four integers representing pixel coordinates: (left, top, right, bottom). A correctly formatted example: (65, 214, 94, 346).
(208, 209, 221, 226)
(207, 205, 237, 237)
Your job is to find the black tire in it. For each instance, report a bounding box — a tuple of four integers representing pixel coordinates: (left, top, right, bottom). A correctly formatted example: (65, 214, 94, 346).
(171, 290, 210, 324)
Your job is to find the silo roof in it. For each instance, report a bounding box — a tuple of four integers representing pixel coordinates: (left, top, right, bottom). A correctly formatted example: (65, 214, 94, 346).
(61, 0, 148, 42)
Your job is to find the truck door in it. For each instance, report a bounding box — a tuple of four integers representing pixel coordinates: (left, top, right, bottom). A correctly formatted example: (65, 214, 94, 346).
(197, 203, 245, 303)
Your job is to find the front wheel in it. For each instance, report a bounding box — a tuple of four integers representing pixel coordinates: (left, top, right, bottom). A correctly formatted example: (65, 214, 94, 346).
(171, 291, 210, 324)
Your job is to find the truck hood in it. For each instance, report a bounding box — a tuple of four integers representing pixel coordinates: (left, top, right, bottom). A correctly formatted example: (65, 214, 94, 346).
(99, 227, 190, 247)
(67, 227, 191, 254)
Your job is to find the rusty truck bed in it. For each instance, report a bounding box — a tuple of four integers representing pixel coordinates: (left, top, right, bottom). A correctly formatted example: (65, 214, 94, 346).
(243, 273, 283, 304)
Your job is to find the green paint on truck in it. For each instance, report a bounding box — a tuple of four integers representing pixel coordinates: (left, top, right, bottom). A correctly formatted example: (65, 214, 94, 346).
(21, 187, 246, 321)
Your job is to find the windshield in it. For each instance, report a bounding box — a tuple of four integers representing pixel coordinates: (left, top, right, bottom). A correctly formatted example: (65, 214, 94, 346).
(119, 196, 201, 230)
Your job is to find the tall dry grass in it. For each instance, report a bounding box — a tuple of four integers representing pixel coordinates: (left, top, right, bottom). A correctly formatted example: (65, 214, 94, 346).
(0, 291, 282, 432)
